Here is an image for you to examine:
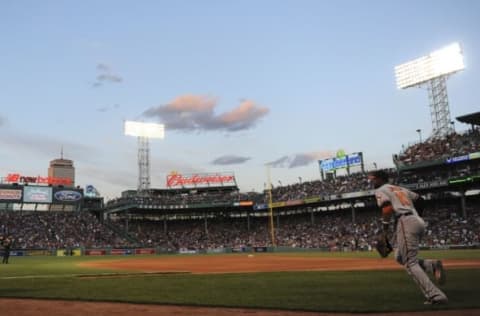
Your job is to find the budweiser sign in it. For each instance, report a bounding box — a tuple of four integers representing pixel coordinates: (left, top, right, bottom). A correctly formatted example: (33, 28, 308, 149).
(166, 172, 236, 188)
(5, 173, 72, 186)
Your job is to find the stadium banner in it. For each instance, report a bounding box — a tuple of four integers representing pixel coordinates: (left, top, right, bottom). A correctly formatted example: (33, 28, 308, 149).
(56, 249, 81, 256)
(341, 190, 374, 199)
(448, 175, 480, 185)
(135, 248, 156, 255)
(53, 188, 83, 204)
(469, 152, 480, 160)
(0, 189, 22, 201)
(271, 201, 285, 208)
(26, 249, 52, 256)
(274, 246, 330, 253)
(178, 248, 198, 254)
(182, 202, 231, 209)
(319, 152, 363, 172)
(72, 248, 82, 256)
(206, 248, 225, 254)
(231, 247, 247, 253)
(446, 154, 470, 164)
(253, 246, 268, 253)
(417, 179, 449, 189)
(285, 199, 304, 206)
(233, 201, 253, 206)
(329, 194, 342, 200)
(110, 249, 133, 255)
(304, 197, 321, 204)
(253, 203, 268, 210)
(140, 204, 190, 210)
(444, 151, 480, 164)
(403, 179, 449, 190)
(166, 171, 236, 188)
(397, 158, 443, 171)
(4, 173, 72, 186)
(23, 186, 53, 204)
(9, 250, 25, 257)
(85, 249, 107, 256)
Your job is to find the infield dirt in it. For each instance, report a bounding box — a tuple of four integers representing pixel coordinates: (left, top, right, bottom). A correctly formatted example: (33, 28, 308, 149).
(80, 254, 480, 274)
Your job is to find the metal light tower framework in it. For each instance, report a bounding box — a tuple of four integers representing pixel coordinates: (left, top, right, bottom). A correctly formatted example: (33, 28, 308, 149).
(137, 136, 150, 192)
(124, 121, 165, 194)
(395, 42, 465, 138)
(428, 76, 451, 138)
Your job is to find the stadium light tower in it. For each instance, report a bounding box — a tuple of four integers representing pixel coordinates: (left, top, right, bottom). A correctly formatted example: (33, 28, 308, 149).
(395, 42, 465, 138)
(124, 121, 165, 194)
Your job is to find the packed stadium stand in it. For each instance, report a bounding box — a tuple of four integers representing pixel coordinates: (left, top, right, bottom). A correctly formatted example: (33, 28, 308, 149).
(394, 129, 480, 167)
(0, 115, 479, 255)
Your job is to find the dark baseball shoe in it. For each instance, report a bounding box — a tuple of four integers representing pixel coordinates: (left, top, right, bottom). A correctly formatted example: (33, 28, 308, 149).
(433, 260, 446, 285)
(424, 295, 448, 305)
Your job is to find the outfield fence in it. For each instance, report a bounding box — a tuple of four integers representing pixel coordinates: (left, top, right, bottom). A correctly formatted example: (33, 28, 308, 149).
(6, 243, 480, 258)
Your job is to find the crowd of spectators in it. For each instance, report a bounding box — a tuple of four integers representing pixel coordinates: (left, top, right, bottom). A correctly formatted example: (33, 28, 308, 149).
(2, 129, 479, 251)
(104, 169, 394, 208)
(395, 129, 480, 166)
(115, 204, 480, 251)
(0, 211, 131, 249)
(267, 170, 396, 203)
(104, 163, 478, 210)
(422, 206, 480, 247)
(103, 129, 480, 211)
(0, 202, 478, 251)
(106, 189, 243, 208)
(105, 135, 479, 211)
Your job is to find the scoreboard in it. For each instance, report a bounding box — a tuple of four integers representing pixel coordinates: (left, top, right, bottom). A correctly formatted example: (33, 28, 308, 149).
(319, 152, 363, 172)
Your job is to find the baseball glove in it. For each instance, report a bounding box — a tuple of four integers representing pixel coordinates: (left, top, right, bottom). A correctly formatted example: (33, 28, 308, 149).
(375, 233, 393, 258)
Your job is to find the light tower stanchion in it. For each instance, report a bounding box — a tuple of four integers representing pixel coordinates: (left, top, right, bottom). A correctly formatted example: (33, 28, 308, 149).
(137, 136, 150, 194)
(124, 121, 165, 196)
(428, 76, 453, 137)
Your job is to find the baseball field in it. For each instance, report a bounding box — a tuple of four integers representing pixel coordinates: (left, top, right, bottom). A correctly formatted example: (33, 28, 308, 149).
(0, 249, 479, 316)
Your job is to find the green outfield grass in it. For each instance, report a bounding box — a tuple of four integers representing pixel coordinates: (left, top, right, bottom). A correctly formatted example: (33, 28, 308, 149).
(0, 250, 479, 312)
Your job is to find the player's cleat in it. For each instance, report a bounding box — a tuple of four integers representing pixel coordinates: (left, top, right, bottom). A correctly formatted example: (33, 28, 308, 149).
(433, 260, 446, 285)
(424, 295, 448, 305)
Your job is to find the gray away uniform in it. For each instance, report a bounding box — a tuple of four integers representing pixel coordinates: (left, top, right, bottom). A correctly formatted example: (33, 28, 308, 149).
(374, 183, 447, 302)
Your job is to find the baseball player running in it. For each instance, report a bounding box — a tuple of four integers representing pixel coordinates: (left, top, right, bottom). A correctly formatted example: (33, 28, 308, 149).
(368, 170, 448, 305)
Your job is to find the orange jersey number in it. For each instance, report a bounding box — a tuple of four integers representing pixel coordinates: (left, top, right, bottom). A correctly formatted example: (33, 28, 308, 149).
(389, 187, 411, 207)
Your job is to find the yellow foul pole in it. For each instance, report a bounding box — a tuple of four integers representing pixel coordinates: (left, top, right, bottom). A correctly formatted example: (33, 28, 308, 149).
(266, 165, 276, 247)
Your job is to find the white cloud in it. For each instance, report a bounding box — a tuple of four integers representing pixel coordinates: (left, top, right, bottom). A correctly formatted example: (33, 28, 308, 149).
(142, 95, 269, 132)
(211, 155, 251, 165)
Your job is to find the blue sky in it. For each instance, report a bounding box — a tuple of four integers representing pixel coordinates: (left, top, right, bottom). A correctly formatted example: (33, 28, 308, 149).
(1, 1, 479, 199)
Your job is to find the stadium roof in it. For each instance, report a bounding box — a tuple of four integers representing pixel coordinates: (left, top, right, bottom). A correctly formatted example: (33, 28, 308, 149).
(456, 111, 480, 126)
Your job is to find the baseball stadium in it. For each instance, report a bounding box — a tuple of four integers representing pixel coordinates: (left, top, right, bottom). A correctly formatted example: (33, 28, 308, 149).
(1, 109, 480, 316)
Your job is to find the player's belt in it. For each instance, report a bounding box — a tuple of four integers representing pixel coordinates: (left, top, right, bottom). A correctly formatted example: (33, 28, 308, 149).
(394, 212, 414, 229)
(397, 211, 413, 218)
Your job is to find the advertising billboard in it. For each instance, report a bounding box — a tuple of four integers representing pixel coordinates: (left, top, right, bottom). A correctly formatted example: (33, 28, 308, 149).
(23, 186, 53, 203)
(0, 189, 22, 201)
(166, 171, 236, 188)
(53, 188, 83, 204)
(4, 173, 72, 186)
(319, 152, 363, 172)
